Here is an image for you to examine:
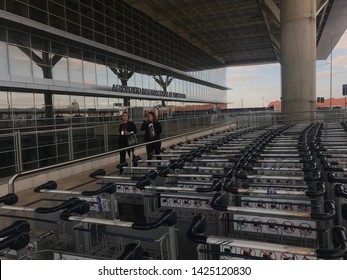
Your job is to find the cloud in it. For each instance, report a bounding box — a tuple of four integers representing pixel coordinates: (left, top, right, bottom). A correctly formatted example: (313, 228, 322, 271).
(227, 63, 280, 86)
(316, 70, 330, 79)
(227, 73, 264, 84)
(332, 55, 347, 68)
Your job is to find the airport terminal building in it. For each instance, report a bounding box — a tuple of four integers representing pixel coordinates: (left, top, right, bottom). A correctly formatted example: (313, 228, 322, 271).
(0, 0, 228, 128)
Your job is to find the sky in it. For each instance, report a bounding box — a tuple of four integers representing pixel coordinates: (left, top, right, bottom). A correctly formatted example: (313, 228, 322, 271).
(226, 33, 347, 108)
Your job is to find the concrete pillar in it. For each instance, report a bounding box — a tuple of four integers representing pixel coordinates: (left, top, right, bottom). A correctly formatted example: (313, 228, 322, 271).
(281, 0, 316, 123)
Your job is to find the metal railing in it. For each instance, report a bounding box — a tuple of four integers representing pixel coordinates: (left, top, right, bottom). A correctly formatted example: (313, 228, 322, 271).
(3, 109, 346, 181)
(1, 112, 254, 180)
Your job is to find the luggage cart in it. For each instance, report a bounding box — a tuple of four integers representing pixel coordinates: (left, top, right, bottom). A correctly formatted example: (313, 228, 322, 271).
(0, 221, 30, 257)
(216, 124, 334, 251)
(65, 208, 178, 260)
(0, 195, 90, 255)
(210, 191, 335, 248)
(21, 182, 178, 259)
(187, 215, 347, 260)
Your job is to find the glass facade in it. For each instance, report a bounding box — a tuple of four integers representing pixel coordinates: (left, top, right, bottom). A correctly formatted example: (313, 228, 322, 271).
(0, 25, 227, 103)
(1, 0, 226, 74)
(1, 1, 229, 118)
(0, 0, 230, 178)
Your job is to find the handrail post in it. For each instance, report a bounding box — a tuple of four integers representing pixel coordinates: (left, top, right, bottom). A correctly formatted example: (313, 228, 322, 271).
(68, 126, 74, 160)
(104, 124, 109, 152)
(14, 130, 23, 173)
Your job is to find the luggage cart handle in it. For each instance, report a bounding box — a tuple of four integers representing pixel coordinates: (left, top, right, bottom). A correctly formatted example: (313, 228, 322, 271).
(168, 159, 185, 170)
(59, 200, 91, 220)
(131, 209, 177, 230)
(196, 179, 223, 193)
(35, 197, 89, 214)
(305, 182, 326, 197)
(316, 226, 347, 259)
(335, 184, 347, 199)
(310, 200, 336, 220)
(34, 180, 58, 193)
(0, 220, 30, 238)
(235, 169, 321, 181)
(0, 231, 30, 251)
(0, 193, 18, 205)
(223, 179, 237, 193)
(158, 167, 170, 177)
(321, 157, 344, 172)
(131, 170, 158, 181)
(225, 181, 325, 197)
(328, 172, 347, 184)
(241, 161, 317, 172)
(212, 169, 233, 179)
(89, 168, 106, 178)
(81, 183, 117, 195)
(134, 177, 151, 189)
(186, 215, 207, 244)
(210, 193, 227, 211)
(34, 181, 117, 195)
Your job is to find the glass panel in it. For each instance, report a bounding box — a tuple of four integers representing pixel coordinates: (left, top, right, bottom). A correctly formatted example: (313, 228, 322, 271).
(8, 29, 30, 47)
(29, 6, 48, 24)
(6, 0, 28, 18)
(30, 0, 47, 10)
(68, 47, 82, 83)
(10, 92, 34, 128)
(0, 92, 13, 130)
(52, 56, 68, 81)
(83, 50, 96, 85)
(53, 94, 71, 124)
(83, 60, 96, 84)
(31, 35, 50, 52)
(0, 134, 16, 177)
(70, 96, 85, 123)
(49, 14, 65, 30)
(48, 1, 65, 18)
(0, 26, 6, 43)
(32, 60, 43, 78)
(68, 57, 83, 83)
(33, 93, 54, 127)
(0, 42, 8, 75)
(8, 45, 32, 77)
(96, 63, 108, 86)
(66, 7, 80, 24)
(21, 134, 39, 171)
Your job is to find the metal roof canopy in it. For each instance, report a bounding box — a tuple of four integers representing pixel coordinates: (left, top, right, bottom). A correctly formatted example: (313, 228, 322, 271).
(126, 0, 347, 66)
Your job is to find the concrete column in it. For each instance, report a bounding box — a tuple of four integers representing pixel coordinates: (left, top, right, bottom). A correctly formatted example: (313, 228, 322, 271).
(281, 0, 316, 123)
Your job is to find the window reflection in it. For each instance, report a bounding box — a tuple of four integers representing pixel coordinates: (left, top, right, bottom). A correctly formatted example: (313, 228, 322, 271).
(96, 60, 108, 87)
(2, 27, 227, 105)
(8, 45, 32, 77)
(53, 56, 68, 81)
(0, 49, 8, 75)
(69, 57, 83, 83)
